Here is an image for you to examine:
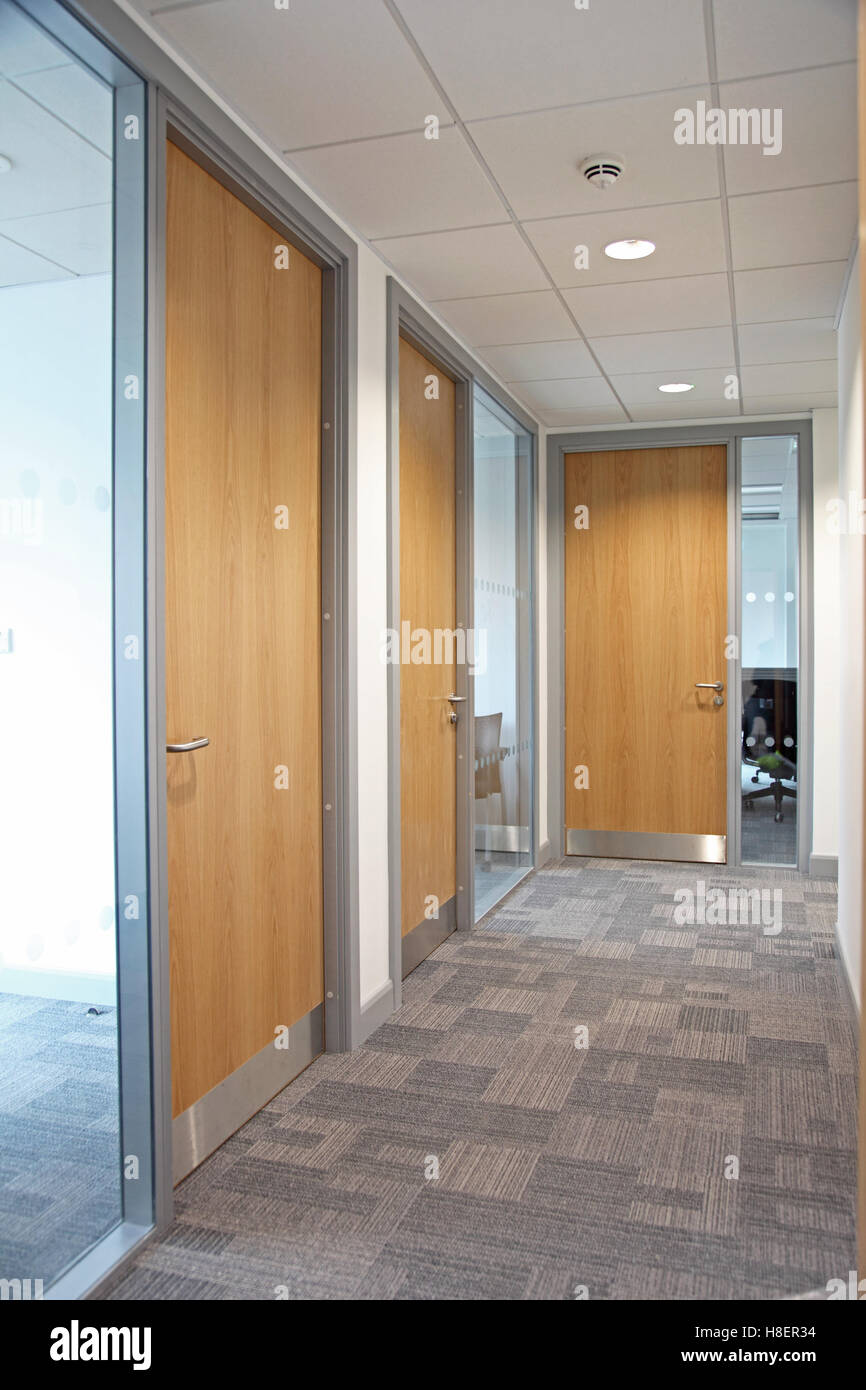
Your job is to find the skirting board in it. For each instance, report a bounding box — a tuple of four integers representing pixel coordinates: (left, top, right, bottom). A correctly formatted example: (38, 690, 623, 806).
(536, 838, 552, 868)
(355, 978, 396, 1046)
(808, 854, 838, 879)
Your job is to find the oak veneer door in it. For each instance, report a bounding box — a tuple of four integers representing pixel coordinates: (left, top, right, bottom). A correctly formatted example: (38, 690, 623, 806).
(399, 337, 458, 975)
(166, 142, 324, 1180)
(564, 446, 727, 863)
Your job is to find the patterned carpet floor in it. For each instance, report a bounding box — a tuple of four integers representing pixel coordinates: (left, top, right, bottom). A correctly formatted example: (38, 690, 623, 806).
(0, 995, 121, 1286)
(109, 858, 857, 1301)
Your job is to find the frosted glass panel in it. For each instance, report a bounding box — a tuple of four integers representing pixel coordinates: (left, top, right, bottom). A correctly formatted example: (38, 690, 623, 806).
(740, 436, 799, 866)
(473, 391, 533, 920)
(0, 2, 122, 1289)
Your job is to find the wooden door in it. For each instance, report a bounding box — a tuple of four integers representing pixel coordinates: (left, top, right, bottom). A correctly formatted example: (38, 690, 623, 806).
(399, 337, 458, 973)
(564, 446, 727, 861)
(165, 142, 323, 1173)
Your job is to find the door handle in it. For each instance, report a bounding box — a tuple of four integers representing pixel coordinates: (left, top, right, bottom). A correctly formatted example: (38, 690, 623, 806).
(446, 693, 466, 703)
(695, 682, 724, 691)
(166, 736, 210, 752)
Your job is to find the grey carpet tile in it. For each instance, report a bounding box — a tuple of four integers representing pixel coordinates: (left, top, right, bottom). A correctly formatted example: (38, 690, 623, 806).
(108, 857, 856, 1301)
(0, 994, 122, 1287)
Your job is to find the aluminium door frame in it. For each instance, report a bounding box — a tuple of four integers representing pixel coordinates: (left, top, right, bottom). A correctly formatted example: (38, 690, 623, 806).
(386, 279, 539, 1004)
(47, 0, 359, 1294)
(547, 418, 813, 873)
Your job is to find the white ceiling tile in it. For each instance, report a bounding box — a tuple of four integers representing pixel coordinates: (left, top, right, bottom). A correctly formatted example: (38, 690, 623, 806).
(739, 318, 836, 367)
(0, 233, 70, 288)
(515, 377, 619, 412)
(611, 366, 740, 406)
(728, 183, 857, 269)
(740, 360, 838, 396)
(14, 63, 114, 156)
(740, 393, 839, 415)
(151, 0, 444, 147)
(543, 406, 631, 429)
(563, 273, 731, 337)
(376, 224, 546, 302)
(524, 200, 727, 289)
(469, 87, 718, 222)
(478, 339, 598, 381)
(0, 203, 111, 276)
(590, 326, 736, 376)
(288, 127, 502, 240)
(712, 0, 857, 81)
(0, 82, 111, 219)
(430, 290, 577, 346)
(0, 4, 68, 77)
(627, 396, 741, 422)
(735, 262, 848, 322)
(720, 66, 856, 196)
(394, 0, 707, 120)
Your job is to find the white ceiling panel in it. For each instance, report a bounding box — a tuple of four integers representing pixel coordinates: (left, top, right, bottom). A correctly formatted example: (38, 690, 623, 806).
(712, 0, 857, 81)
(469, 87, 718, 223)
(149, 0, 444, 148)
(740, 359, 838, 396)
(477, 339, 598, 382)
(376, 224, 547, 301)
(14, 63, 113, 156)
(738, 318, 837, 366)
(728, 182, 857, 270)
(0, 4, 68, 77)
(288, 126, 503, 240)
(590, 326, 736, 376)
(0, 232, 69, 288)
(123, 0, 852, 431)
(563, 273, 731, 338)
(611, 366, 741, 407)
(0, 203, 111, 276)
(719, 66, 856, 197)
(432, 290, 577, 347)
(515, 377, 620, 412)
(626, 396, 741, 421)
(734, 262, 848, 323)
(525, 200, 727, 289)
(740, 393, 839, 415)
(394, 0, 708, 120)
(0, 82, 111, 220)
(543, 405, 631, 429)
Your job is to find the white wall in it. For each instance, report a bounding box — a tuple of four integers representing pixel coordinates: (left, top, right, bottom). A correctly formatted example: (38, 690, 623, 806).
(836, 252, 863, 1010)
(811, 407, 840, 864)
(355, 242, 391, 1008)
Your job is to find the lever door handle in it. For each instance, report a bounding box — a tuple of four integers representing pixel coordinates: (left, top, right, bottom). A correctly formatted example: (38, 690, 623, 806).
(695, 682, 724, 692)
(166, 736, 210, 752)
(446, 693, 466, 703)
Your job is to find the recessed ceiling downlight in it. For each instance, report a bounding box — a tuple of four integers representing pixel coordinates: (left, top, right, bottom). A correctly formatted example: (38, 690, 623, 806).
(604, 238, 655, 260)
(658, 382, 695, 393)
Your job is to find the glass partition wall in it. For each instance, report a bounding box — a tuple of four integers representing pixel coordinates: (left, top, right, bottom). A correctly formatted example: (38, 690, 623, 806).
(472, 388, 534, 920)
(740, 435, 799, 866)
(0, 0, 151, 1295)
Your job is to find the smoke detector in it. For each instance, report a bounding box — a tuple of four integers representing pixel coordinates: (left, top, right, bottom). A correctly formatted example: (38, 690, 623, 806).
(579, 154, 624, 189)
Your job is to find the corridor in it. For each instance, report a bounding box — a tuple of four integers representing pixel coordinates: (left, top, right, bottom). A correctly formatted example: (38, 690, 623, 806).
(109, 861, 856, 1301)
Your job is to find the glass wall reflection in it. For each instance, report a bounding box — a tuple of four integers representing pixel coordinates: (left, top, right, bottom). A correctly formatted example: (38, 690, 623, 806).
(0, 1, 124, 1289)
(740, 435, 799, 866)
(473, 390, 533, 920)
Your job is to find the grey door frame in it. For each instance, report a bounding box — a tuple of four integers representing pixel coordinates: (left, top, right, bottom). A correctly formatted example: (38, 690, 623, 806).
(30, 0, 361, 1296)
(386, 279, 539, 1004)
(546, 418, 813, 873)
